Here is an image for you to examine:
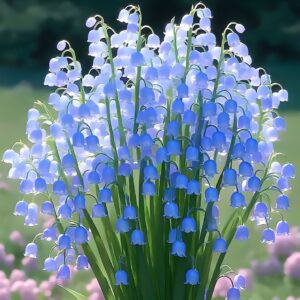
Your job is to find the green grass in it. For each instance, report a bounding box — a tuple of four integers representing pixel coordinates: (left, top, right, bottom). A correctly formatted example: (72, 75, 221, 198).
(0, 83, 299, 299)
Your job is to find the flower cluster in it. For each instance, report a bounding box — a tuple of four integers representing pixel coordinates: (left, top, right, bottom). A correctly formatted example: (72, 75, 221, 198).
(3, 3, 294, 299)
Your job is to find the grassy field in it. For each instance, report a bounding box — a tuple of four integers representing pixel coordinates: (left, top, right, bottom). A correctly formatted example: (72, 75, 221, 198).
(0, 82, 299, 299)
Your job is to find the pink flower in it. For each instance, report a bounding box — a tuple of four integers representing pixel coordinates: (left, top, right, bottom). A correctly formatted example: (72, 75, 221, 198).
(10, 269, 26, 284)
(9, 231, 24, 246)
(86, 278, 104, 300)
(251, 255, 281, 276)
(5, 254, 15, 268)
(284, 252, 300, 279)
(267, 227, 300, 257)
(21, 257, 38, 271)
(0, 288, 10, 300)
(212, 276, 232, 298)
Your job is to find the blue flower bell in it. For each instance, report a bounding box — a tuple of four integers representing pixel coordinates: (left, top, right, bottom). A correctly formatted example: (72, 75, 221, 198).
(164, 202, 180, 219)
(227, 287, 240, 300)
(276, 220, 289, 236)
(223, 169, 237, 186)
(184, 269, 200, 285)
(92, 203, 107, 218)
(98, 188, 112, 203)
(74, 226, 88, 244)
(57, 264, 71, 281)
(74, 194, 86, 210)
(181, 216, 196, 233)
(123, 205, 137, 220)
(175, 174, 188, 189)
(204, 159, 217, 177)
(171, 240, 186, 257)
(76, 254, 89, 270)
(115, 269, 129, 285)
(43, 257, 57, 272)
(14, 200, 28, 216)
(205, 187, 219, 202)
(131, 229, 145, 245)
(24, 242, 38, 258)
(230, 192, 246, 208)
(213, 237, 227, 253)
(276, 194, 289, 210)
(187, 180, 200, 195)
(142, 181, 156, 196)
(57, 234, 71, 250)
(235, 225, 249, 241)
(116, 218, 130, 233)
(261, 228, 275, 244)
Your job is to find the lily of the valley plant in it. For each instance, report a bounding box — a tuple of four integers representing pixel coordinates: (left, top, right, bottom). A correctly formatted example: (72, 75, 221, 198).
(3, 3, 295, 300)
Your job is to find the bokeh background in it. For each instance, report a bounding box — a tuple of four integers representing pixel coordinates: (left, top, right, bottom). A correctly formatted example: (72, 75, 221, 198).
(0, 0, 299, 299)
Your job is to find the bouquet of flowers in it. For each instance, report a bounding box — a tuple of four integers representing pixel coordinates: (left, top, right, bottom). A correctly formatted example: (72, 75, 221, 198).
(3, 3, 294, 299)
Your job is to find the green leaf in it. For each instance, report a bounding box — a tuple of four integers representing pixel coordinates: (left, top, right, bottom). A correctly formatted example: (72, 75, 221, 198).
(59, 286, 88, 300)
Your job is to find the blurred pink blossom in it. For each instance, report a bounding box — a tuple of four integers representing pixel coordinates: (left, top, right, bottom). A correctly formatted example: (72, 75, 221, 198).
(9, 231, 24, 246)
(267, 227, 300, 257)
(251, 255, 281, 276)
(86, 278, 104, 300)
(284, 252, 300, 279)
(212, 276, 232, 298)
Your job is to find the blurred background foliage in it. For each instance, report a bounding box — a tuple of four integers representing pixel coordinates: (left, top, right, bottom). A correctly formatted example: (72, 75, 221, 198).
(0, 0, 299, 108)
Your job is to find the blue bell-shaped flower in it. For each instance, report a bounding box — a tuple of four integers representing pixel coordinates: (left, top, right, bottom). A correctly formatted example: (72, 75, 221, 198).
(238, 161, 253, 177)
(41, 201, 54, 215)
(213, 237, 227, 253)
(245, 137, 258, 154)
(156, 147, 169, 164)
(20, 179, 34, 194)
(131, 51, 145, 67)
(43, 226, 57, 241)
(230, 192, 246, 208)
(171, 240, 186, 257)
(166, 140, 181, 156)
(205, 187, 219, 202)
(58, 203, 72, 220)
(76, 254, 89, 270)
(116, 218, 130, 233)
(74, 226, 88, 244)
(171, 98, 184, 114)
(142, 181, 156, 196)
(276, 194, 289, 210)
(92, 203, 107, 218)
(53, 180, 67, 195)
(115, 269, 129, 285)
(62, 154, 75, 171)
(175, 174, 188, 189)
(57, 234, 71, 250)
(203, 101, 217, 117)
(102, 166, 115, 185)
(223, 169, 237, 186)
(181, 216, 196, 233)
(14, 200, 28, 216)
(24, 242, 38, 258)
(261, 228, 275, 244)
(247, 176, 261, 192)
(74, 194, 86, 210)
(184, 268, 200, 285)
(118, 163, 133, 177)
(253, 202, 268, 218)
(203, 159, 217, 177)
(88, 170, 100, 184)
(167, 120, 180, 137)
(98, 188, 112, 203)
(183, 110, 196, 126)
(234, 274, 246, 289)
(43, 257, 57, 272)
(224, 99, 237, 113)
(187, 180, 200, 195)
(163, 187, 176, 202)
(35, 177, 47, 193)
(164, 202, 180, 219)
(144, 165, 159, 181)
(235, 225, 249, 241)
(131, 229, 145, 245)
(123, 205, 137, 220)
(85, 134, 99, 152)
(186, 146, 199, 161)
(73, 132, 84, 147)
(276, 220, 289, 236)
(177, 82, 189, 98)
(24, 203, 38, 226)
(227, 287, 240, 300)
(57, 264, 71, 281)
(281, 163, 295, 178)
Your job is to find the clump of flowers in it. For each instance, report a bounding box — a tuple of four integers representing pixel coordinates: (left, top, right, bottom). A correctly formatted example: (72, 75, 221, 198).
(3, 2, 294, 299)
